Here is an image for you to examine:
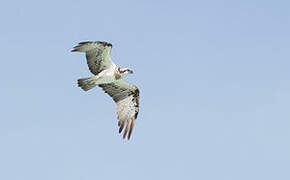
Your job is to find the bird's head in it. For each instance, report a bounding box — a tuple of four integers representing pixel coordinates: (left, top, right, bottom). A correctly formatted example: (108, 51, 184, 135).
(119, 68, 134, 76)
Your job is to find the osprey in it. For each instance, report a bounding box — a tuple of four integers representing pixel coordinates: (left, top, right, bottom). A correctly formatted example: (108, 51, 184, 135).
(72, 41, 140, 140)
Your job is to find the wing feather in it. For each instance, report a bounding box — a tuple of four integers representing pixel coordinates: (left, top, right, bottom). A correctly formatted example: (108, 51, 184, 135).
(99, 80, 139, 140)
(72, 41, 115, 75)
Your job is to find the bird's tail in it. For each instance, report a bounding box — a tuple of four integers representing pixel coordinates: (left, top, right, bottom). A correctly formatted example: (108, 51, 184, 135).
(77, 77, 97, 91)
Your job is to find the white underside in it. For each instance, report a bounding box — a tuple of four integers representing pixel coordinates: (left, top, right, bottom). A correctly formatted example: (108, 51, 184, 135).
(94, 76, 116, 85)
(91, 65, 130, 85)
(93, 68, 116, 85)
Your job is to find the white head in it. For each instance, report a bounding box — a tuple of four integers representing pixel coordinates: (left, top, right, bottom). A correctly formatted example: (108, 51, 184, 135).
(120, 68, 133, 74)
(119, 68, 133, 78)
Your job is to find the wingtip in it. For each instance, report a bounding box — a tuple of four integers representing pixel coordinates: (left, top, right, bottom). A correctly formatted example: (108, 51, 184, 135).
(121, 119, 134, 140)
(71, 45, 80, 52)
(128, 119, 135, 140)
(78, 41, 93, 45)
(71, 41, 112, 53)
(119, 121, 124, 134)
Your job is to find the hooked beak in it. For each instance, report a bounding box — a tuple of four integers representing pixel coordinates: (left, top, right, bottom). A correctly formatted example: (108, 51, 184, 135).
(129, 70, 134, 74)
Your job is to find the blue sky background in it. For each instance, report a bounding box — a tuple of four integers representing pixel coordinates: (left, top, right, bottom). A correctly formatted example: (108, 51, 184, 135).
(0, 0, 290, 179)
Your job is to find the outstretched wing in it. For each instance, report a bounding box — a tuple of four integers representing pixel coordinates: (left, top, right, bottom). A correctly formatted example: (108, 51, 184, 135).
(71, 41, 115, 75)
(99, 80, 140, 140)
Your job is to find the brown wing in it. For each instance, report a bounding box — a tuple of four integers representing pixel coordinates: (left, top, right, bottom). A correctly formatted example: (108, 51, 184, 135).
(99, 80, 140, 140)
(72, 41, 115, 75)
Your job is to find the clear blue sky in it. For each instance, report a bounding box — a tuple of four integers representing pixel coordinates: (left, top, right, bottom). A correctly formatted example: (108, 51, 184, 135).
(0, 0, 289, 179)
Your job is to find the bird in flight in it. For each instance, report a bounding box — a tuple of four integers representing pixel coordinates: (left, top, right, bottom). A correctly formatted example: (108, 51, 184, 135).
(72, 41, 140, 140)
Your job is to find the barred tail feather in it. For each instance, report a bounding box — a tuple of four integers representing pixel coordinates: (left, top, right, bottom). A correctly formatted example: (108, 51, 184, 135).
(77, 77, 97, 91)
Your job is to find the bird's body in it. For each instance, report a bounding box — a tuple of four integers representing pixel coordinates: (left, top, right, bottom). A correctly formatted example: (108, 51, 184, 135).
(72, 41, 139, 140)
